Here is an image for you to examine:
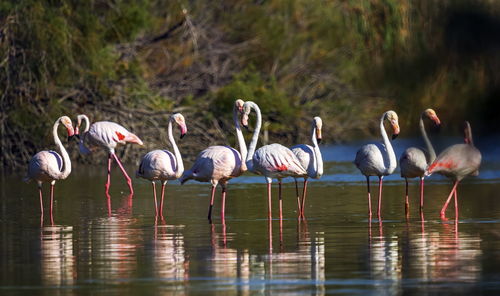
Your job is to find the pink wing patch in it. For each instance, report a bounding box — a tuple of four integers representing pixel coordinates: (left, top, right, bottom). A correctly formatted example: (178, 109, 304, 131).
(276, 164, 288, 172)
(428, 160, 456, 172)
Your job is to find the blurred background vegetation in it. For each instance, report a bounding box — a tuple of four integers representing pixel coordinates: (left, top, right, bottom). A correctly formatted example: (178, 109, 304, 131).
(1, 0, 499, 168)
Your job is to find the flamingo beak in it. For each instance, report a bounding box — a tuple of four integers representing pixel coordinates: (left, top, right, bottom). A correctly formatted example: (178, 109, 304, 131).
(391, 120, 400, 140)
(430, 115, 441, 126)
(241, 114, 249, 129)
(316, 128, 322, 144)
(180, 124, 187, 139)
(67, 126, 75, 141)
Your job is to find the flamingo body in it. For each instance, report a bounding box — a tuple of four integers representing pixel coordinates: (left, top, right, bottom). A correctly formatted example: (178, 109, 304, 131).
(137, 150, 179, 181)
(252, 143, 307, 179)
(26, 151, 64, 183)
(84, 121, 143, 153)
(400, 147, 429, 178)
(355, 142, 396, 177)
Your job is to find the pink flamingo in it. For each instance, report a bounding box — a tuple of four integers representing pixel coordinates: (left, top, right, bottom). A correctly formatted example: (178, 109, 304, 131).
(242, 101, 307, 220)
(354, 111, 400, 219)
(426, 121, 481, 219)
(136, 113, 187, 219)
(24, 116, 75, 223)
(291, 116, 324, 218)
(179, 100, 247, 221)
(75, 115, 143, 194)
(399, 109, 441, 216)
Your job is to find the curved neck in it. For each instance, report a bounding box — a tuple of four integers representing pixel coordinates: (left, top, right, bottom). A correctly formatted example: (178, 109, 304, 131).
(53, 118, 71, 179)
(234, 104, 247, 172)
(245, 102, 262, 172)
(419, 114, 436, 163)
(311, 125, 323, 178)
(380, 113, 396, 173)
(465, 122, 474, 146)
(168, 119, 184, 178)
(81, 114, 90, 133)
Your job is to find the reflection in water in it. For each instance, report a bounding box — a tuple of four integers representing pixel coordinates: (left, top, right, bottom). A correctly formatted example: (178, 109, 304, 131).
(208, 219, 325, 295)
(40, 225, 75, 286)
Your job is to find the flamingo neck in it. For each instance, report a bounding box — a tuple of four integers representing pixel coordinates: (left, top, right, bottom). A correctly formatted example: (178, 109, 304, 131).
(419, 114, 436, 163)
(168, 118, 184, 179)
(380, 112, 396, 174)
(78, 114, 91, 154)
(465, 122, 474, 146)
(311, 125, 323, 178)
(245, 101, 262, 173)
(81, 114, 90, 133)
(234, 104, 247, 172)
(53, 117, 71, 179)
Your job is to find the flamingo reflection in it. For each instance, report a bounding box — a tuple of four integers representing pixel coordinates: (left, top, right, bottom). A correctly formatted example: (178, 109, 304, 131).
(40, 225, 75, 286)
(152, 222, 189, 283)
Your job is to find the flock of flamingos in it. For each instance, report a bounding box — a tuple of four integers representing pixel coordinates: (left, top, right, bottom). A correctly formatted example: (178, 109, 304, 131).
(25, 100, 481, 223)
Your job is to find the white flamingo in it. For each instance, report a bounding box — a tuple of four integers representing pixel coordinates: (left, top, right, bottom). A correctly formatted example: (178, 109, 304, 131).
(426, 121, 481, 219)
(354, 110, 400, 219)
(136, 113, 187, 219)
(179, 99, 247, 221)
(24, 116, 75, 223)
(399, 109, 440, 217)
(291, 116, 324, 218)
(75, 115, 143, 195)
(242, 101, 307, 220)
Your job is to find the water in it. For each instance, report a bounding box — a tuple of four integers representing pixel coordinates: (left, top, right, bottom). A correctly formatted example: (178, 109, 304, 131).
(2, 136, 500, 295)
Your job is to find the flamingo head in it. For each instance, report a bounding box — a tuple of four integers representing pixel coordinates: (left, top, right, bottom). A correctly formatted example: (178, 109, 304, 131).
(241, 102, 252, 128)
(385, 110, 400, 140)
(235, 99, 245, 113)
(172, 113, 187, 139)
(424, 108, 441, 126)
(74, 114, 88, 139)
(313, 116, 322, 143)
(60, 116, 75, 139)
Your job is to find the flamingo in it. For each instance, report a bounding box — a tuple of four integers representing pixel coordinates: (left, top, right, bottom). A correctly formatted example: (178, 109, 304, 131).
(24, 116, 75, 223)
(179, 99, 247, 221)
(290, 116, 324, 218)
(426, 121, 481, 219)
(75, 115, 143, 195)
(242, 101, 307, 220)
(136, 113, 187, 219)
(354, 110, 400, 219)
(399, 109, 441, 216)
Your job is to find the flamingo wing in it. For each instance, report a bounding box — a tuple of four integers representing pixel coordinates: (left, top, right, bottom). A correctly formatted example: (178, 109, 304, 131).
(26, 151, 64, 182)
(88, 121, 143, 150)
(354, 143, 386, 176)
(399, 147, 428, 178)
(428, 144, 481, 179)
(291, 144, 316, 178)
(137, 150, 177, 181)
(254, 143, 307, 177)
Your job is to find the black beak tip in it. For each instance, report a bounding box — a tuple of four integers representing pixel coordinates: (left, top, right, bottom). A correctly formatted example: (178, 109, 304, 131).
(317, 138, 322, 144)
(392, 134, 399, 140)
(180, 133, 186, 139)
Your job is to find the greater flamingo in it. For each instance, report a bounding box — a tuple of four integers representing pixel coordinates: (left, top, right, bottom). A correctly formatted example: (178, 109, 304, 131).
(242, 101, 307, 220)
(179, 99, 247, 221)
(291, 116, 323, 218)
(399, 109, 441, 216)
(426, 121, 481, 219)
(136, 113, 187, 219)
(354, 110, 400, 219)
(75, 115, 143, 195)
(24, 116, 75, 222)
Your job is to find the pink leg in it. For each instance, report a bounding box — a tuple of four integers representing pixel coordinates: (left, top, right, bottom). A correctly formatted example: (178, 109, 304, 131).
(295, 180, 301, 217)
(50, 183, 55, 225)
(440, 181, 459, 219)
(160, 182, 166, 220)
(105, 192, 112, 217)
(377, 176, 383, 219)
(454, 186, 459, 220)
(366, 176, 372, 219)
(300, 179, 309, 218)
(404, 178, 409, 219)
(267, 180, 272, 220)
(278, 179, 283, 221)
(105, 154, 112, 194)
(152, 182, 158, 217)
(111, 153, 134, 194)
(420, 177, 425, 213)
(221, 184, 227, 221)
(38, 185, 44, 222)
(207, 185, 216, 221)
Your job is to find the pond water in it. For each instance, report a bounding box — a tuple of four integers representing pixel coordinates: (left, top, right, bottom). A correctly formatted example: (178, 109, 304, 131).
(2, 136, 500, 295)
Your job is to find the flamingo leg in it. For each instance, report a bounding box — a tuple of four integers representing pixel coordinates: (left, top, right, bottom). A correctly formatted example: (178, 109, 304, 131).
(377, 176, 383, 219)
(440, 181, 459, 218)
(454, 186, 459, 220)
(50, 182, 55, 225)
(207, 185, 216, 221)
(266, 177, 272, 220)
(160, 181, 166, 220)
(419, 177, 425, 213)
(38, 183, 44, 222)
(295, 180, 301, 217)
(111, 153, 134, 194)
(278, 179, 283, 221)
(300, 179, 309, 218)
(152, 182, 158, 218)
(404, 178, 409, 219)
(366, 176, 372, 219)
(221, 183, 227, 221)
(105, 153, 112, 194)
